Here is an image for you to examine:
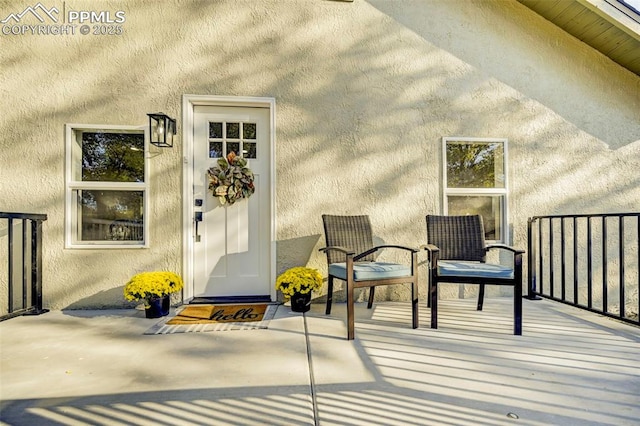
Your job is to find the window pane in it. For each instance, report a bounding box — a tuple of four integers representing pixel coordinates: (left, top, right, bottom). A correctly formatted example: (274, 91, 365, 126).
(226, 122, 240, 138)
(78, 190, 144, 242)
(209, 141, 223, 158)
(446, 142, 504, 188)
(243, 123, 256, 139)
(227, 142, 240, 156)
(209, 122, 223, 138)
(447, 195, 503, 241)
(82, 132, 144, 182)
(243, 142, 257, 159)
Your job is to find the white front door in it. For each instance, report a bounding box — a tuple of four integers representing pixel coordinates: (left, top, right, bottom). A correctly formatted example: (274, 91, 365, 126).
(191, 104, 273, 299)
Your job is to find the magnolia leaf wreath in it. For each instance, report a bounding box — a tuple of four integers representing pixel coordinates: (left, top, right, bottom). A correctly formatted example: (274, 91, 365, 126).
(207, 152, 255, 205)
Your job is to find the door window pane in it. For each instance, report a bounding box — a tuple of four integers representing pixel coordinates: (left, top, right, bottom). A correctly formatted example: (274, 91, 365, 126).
(209, 122, 223, 138)
(209, 141, 223, 158)
(243, 123, 256, 139)
(227, 142, 240, 155)
(226, 122, 240, 138)
(243, 142, 257, 159)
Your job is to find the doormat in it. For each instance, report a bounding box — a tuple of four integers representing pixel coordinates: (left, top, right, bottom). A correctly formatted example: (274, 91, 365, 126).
(144, 304, 277, 335)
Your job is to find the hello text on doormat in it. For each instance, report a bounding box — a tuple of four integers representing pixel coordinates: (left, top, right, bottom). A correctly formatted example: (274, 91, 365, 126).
(167, 304, 268, 325)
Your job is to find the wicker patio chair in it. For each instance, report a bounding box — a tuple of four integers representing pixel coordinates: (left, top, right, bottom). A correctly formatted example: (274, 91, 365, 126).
(320, 214, 419, 340)
(423, 215, 525, 335)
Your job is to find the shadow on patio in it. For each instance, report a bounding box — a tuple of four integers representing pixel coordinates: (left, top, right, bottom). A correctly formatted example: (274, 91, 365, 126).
(305, 298, 640, 426)
(1, 298, 639, 425)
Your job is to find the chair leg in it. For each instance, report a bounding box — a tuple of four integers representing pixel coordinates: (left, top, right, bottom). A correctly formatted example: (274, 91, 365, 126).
(430, 280, 438, 329)
(477, 284, 485, 311)
(426, 275, 431, 308)
(325, 276, 334, 315)
(514, 282, 523, 335)
(347, 278, 355, 340)
(411, 279, 419, 329)
(367, 286, 375, 309)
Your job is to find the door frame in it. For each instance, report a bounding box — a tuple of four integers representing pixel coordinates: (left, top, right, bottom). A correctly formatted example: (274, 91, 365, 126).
(181, 94, 276, 302)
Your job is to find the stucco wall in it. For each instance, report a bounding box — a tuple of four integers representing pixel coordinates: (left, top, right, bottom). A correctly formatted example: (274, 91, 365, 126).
(1, 0, 638, 310)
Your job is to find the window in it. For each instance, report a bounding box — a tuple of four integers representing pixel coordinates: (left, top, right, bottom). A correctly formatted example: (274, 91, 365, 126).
(208, 121, 257, 159)
(65, 125, 148, 248)
(443, 137, 508, 242)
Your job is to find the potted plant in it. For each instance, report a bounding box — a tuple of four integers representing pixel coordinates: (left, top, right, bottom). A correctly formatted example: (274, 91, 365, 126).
(123, 271, 183, 318)
(275, 267, 323, 313)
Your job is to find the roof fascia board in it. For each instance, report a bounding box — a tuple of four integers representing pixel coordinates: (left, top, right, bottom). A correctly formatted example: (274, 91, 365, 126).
(578, 0, 640, 40)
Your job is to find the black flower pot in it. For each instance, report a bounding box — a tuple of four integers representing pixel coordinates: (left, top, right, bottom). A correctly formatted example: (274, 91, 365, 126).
(290, 292, 311, 313)
(145, 295, 170, 318)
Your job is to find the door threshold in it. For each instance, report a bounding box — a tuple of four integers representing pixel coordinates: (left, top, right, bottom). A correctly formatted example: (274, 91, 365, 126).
(190, 295, 273, 305)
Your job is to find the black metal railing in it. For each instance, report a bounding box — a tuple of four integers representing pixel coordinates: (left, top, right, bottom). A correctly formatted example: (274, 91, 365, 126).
(1, 212, 48, 321)
(528, 213, 639, 326)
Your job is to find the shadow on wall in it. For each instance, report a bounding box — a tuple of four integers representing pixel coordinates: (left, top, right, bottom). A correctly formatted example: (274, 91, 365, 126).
(64, 286, 183, 311)
(276, 234, 322, 274)
(64, 286, 133, 310)
(276, 234, 323, 303)
(368, 0, 640, 149)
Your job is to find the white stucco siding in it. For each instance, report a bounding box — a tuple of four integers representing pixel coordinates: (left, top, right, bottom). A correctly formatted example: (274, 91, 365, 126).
(0, 0, 638, 309)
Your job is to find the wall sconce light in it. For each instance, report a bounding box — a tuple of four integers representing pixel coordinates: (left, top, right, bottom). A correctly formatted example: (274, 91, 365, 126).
(147, 112, 176, 148)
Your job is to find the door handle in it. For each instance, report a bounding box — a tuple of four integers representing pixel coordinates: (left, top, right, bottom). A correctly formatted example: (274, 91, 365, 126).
(194, 211, 203, 242)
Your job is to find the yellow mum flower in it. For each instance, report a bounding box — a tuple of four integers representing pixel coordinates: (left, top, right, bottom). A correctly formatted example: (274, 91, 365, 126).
(123, 271, 183, 304)
(275, 267, 323, 298)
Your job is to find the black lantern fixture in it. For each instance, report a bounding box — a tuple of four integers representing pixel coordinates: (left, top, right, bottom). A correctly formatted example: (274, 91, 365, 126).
(147, 112, 176, 148)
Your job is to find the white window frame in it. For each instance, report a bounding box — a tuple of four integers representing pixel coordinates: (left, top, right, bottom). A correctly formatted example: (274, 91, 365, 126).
(65, 124, 149, 249)
(442, 136, 509, 243)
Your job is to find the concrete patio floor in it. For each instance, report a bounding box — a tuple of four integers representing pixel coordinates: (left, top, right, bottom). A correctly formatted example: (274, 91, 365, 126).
(1, 298, 639, 425)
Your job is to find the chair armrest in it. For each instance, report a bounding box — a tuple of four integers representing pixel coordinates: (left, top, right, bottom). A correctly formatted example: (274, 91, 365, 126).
(319, 245, 355, 256)
(486, 244, 524, 272)
(420, 244, 440, 268)
(354, 244, 418, 261)
(486, 244, 525, 255)
(420, 243, 439, 253)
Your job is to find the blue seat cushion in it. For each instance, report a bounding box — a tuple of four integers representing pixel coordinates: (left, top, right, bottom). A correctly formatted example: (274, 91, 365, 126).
(438, 260, 514, 279)
(329, 262, 412, 281)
